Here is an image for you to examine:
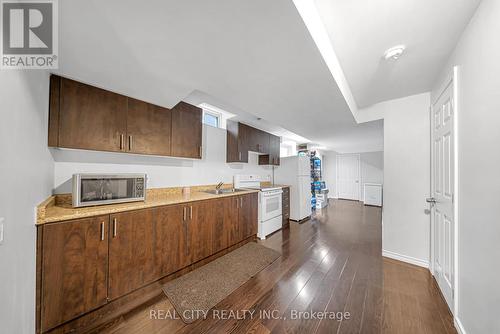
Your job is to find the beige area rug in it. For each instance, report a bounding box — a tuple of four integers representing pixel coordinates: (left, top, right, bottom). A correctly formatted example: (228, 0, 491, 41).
(162, 242, 281, 323)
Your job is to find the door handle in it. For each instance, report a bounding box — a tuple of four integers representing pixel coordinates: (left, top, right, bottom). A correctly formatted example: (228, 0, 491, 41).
(119, 134, 124, 150)
(189, 206, 193, 220)
(240, 197, 243, 208)
(101, 221, 105, 241)
(183, 207, 187, 221)
(113, 218, 117, 237)
(426, 197, 437, 204)
(128, 135, 132, 151)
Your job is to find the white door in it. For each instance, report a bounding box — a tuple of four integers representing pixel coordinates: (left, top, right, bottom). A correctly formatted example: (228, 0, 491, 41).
(336, 154, 360, 200)
(430, 80, 455, 310)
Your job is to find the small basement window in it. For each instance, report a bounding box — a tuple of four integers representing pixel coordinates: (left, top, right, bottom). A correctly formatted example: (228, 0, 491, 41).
(202, 110, 220, 128)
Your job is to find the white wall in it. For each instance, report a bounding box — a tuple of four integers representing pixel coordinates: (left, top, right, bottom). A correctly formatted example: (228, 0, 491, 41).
(358, 93, 431, 265)
(323, 151, 383, 201)
(0, 71, 54, 334)
(432, 0, 500, 332)
(52, 125, 274, 193)
(322, 151, 338, 197)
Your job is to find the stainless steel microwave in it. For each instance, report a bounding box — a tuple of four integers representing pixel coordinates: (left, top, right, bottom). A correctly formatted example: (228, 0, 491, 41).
(72, 173, 146, 207)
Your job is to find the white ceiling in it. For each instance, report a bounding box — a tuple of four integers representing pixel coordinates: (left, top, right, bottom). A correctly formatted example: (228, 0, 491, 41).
(56, 0, 383, 153)
(314, 0, 481, 108)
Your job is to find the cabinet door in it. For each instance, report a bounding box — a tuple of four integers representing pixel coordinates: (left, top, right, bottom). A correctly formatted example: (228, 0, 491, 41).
(213, 197, 240, 252)
(227, 197, 242, 245)
(171, 102, 202, 159)
(270, 134, 281, 165)
(156, 204, 190, 276)
(126, 98, 171, 156)
(58, 77, 127, 152)
(187, 200, 214, 263)
(240, 193, 258, 239)
(41, 216, 109, 332)
(282, 188, 290, 228)
(237, 124, 250, 162)
(226, 121, 249, 163)
(212, 198, 228, 252)
(108, 209, 160, 300)
(258, 129, 270, 153)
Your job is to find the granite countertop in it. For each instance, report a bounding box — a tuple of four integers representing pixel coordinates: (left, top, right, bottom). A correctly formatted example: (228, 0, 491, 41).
(37, 188, 259, 225)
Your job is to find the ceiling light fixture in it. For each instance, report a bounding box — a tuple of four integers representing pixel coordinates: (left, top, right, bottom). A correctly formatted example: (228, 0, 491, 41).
(384, 45, 406, 60)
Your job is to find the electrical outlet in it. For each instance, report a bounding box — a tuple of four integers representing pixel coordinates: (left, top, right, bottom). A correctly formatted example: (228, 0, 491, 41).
(0, 217, 4, 245)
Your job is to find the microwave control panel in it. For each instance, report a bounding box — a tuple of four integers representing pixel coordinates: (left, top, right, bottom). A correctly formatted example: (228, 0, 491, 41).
(135, 178, 145, 197)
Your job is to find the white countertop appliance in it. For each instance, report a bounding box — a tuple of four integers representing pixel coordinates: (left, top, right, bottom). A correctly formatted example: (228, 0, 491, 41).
(72, 173, 146, 207)
(234, 174, 282, 240)
(275, 155, 312, 221)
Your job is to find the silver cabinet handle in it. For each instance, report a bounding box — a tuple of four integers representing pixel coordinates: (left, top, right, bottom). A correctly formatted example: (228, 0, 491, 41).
(101, 221, 105, 241)
(426, 197, 437, 204)
(113, 218, 117, 237)
(240, 197, 243, 208)
(189, 206, 193, 220)
(128, 135, 132, 151)
(239, 152, 242, 160)
(183, 207, 187, 221)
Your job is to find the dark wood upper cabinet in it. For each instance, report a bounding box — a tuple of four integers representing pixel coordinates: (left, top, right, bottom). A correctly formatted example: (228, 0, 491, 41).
(258, 134, 280, 166)
(256, 128, 270, 154)
(226, 121, 280, 165)
(48, 75, 202, 159)
(226, 120, 249, 163)
(171, 101, 203, 159)
(40, 215, 109, 332)
(126, 98, 171, 156)
(245, 126, 269, 153)
(55, 76, 127, 152)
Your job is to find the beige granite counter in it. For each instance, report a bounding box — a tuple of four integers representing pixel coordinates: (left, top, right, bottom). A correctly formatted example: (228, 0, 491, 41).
(37, 184, 259, 225)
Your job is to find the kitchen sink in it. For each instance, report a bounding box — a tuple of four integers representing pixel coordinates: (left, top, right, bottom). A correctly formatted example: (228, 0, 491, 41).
(204, 188, 246, 195)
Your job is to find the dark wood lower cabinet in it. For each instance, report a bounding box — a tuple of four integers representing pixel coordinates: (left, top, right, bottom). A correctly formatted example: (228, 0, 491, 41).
(37, 194, 258, 333)
(156, 205, 190, 277)
(40, 215, 109, 332)
(108, 209, 162, 300)
(240, 192, 258, 239)
(282, 187, 290, 228)
(213, 197, 233, 252)
(187, 200, 215, 263)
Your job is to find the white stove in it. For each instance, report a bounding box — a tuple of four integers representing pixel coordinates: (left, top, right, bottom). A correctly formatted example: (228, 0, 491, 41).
(234, 175, 283, 240)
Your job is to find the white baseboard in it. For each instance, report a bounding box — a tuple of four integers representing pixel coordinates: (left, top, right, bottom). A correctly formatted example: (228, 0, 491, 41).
(454, 317, 467, 334)
(382, 249, 429, 268)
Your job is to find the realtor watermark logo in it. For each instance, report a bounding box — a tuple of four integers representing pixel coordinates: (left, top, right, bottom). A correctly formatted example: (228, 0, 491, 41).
(1, 0, 58, 69)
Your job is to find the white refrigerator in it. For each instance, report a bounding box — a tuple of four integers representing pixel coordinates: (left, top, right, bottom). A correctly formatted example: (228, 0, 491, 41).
(275, 155, 312, 221)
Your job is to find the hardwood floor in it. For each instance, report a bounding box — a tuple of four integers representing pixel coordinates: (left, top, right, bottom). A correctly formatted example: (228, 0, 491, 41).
(97, 200, 456, 334)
